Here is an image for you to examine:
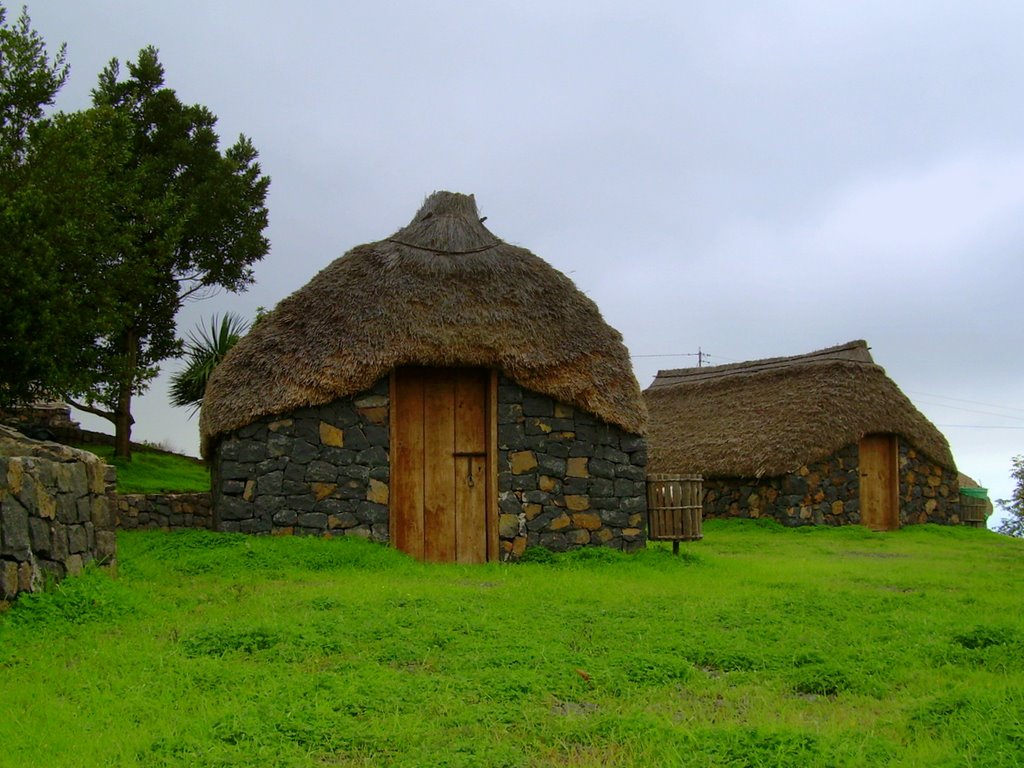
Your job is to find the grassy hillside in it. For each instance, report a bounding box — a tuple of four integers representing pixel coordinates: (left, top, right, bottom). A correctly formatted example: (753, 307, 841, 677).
(1, 521, 1022, 767)
(74, 443, 210, 494)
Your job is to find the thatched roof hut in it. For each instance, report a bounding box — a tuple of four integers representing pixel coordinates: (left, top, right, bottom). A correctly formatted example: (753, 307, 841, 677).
(200, 191, 646, 457)
(645, 340, 955, 479)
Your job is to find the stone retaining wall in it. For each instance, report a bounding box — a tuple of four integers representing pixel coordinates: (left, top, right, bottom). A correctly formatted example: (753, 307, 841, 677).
(702, 440, 960, 526)
(0, 426, 116, 599)
(116, 492, 213, 531)
(0, 402, 78, 435)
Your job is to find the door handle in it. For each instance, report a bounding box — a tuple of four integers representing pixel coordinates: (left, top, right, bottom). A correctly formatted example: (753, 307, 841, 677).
(453, 451, 486, 487)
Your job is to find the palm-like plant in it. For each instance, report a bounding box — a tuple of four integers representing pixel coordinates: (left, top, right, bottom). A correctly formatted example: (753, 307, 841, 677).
(169, 313, 249, 416)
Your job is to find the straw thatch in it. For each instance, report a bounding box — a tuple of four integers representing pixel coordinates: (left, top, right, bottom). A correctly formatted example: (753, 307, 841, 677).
(644, 340, 955, 478)
(200, 191, 646, 456)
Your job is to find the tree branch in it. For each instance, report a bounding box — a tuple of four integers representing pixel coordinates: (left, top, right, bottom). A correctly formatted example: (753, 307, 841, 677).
(63, 395, 125, 424)
(174, 271, 204, 285)
(178, 282, 221, 303)
(177, 283, 206, 301)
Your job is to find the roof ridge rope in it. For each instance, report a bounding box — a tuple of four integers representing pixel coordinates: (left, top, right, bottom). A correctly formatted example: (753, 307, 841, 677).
(385, 238, 498, 255)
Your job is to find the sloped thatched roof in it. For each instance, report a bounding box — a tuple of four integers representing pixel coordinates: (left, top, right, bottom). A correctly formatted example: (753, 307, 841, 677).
(200, 191, 646, 456)
(644, 340, 955, 478)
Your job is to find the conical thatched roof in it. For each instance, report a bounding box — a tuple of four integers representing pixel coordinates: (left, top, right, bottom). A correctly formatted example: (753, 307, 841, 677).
(644, 340, 955, 478)
(200, 191, 646, 456)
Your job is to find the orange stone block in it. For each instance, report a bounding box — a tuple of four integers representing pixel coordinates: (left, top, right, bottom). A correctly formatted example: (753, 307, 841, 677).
(319, 422, 344, 448)
(549, 513, 571, 530)
(357, 406, 388, 425)
(566, 457, 589, 478)
(510, 450, 538, 474)
(311, 482, 337, 501)
(367, 479, 389, 504)
(571, 512, 601, 530)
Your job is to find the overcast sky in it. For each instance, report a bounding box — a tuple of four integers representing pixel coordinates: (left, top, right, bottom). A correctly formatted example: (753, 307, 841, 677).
(24, 1, 1024, 528)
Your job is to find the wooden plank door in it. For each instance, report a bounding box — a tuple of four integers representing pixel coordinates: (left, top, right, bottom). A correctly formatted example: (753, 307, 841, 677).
(859, 434, 899, 531)
(391, 367, 493, 562)
(422, 368, 458, 561)
(453, 372, 489, 563)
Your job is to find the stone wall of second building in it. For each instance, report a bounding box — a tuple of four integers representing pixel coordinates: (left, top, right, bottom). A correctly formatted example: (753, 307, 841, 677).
(899, 444, 960, 525)
(703, 444, 862, 526)
(703, 439, 961, 527)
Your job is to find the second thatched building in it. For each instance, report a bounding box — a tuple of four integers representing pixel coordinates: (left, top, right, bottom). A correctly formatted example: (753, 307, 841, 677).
(644, 341, 961, 529)
(200, 191, 648, 561)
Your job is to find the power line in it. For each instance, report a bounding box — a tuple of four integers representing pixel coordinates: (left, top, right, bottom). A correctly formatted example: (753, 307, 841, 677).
(631, 353, 702, 358)
(907, 390, 1024, 415)
(936, 424, 1024, 430)
(632, 350, 710, 366)
(631, 348, 735, 366)
(912, 398, 1024, 422)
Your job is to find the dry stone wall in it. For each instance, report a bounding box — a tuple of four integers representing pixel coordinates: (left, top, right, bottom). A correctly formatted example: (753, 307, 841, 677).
(703, 444, 861, 526)
(898, 444, 961, 525)
(0, 402, 78, 438)
(116, 493, 213, 531)
(210, 377, 390, 540)
(496, 376, 648, 558)
(0, 426, 116, 599)
(702, 440, 961, 526)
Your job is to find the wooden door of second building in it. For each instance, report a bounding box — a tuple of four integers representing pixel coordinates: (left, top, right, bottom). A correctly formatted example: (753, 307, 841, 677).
(390, 367, 495, 563)
(859, 433, 899, 531)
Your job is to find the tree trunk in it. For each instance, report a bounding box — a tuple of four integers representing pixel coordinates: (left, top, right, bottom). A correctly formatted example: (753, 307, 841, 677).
(113, 384, 133, 460)
(113, 329, 138, 461)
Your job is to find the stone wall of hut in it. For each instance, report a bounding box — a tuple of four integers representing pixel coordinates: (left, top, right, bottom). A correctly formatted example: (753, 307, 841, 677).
(211, 377, 392, 540)
(702, 439, 960, 527)
(209, 372, 647, 558)
(703, 444, 861, 526)
(898, 444, 961, 525)
(496, 376, 647, 558)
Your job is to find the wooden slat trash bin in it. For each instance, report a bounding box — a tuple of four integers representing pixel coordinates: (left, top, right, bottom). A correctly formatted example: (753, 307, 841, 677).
(959, 487, 990, 529)
(647, 473, 703, 553)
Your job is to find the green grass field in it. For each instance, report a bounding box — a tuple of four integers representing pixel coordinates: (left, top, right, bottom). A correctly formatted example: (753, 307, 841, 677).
(1, 521, 1022, 767)
(74, 443, 210, 494)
